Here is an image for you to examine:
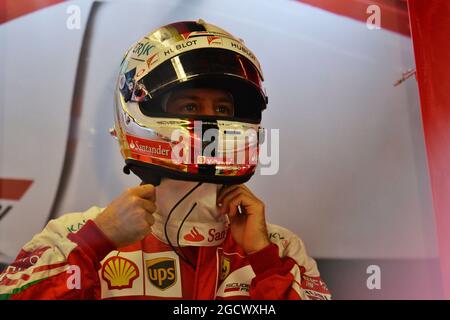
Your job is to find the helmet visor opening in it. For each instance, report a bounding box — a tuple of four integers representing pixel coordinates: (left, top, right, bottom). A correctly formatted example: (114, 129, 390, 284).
(137, 49, 266, 121)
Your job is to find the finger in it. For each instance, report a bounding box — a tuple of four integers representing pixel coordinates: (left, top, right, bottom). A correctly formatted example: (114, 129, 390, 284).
(218, 187, 252, 214)
(144, 211, 155, 227)
(217, 184, 238, 205)
(132, 184, 155, 200)
(221, 191, 252, 217)
(237, 184, 255, 197)
(136, 198, 157, 214)
(218, 183, 256, 204)
(226, 194, 253, 219)
(217, 184, 247, 206)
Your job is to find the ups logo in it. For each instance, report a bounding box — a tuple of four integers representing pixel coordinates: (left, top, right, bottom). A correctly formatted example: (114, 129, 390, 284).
(146, 257, 176, 290)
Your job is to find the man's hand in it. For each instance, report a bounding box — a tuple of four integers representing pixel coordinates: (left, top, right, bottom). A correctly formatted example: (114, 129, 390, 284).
(94, 184, 156, 248)
(217, 184, 270, 255)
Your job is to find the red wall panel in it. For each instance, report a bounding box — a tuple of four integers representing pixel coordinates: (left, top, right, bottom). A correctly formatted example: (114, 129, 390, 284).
(296, 0, 410, 37)
(408, 0, 450, 299)
(0, 0, 65, 24)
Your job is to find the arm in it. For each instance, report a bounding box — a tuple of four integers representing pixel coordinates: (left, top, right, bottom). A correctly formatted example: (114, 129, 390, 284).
(0, 184, 156, 300)
(0, 207, 115, 300)
(217, 184, 331, 300)
(247, 234, 331, 300)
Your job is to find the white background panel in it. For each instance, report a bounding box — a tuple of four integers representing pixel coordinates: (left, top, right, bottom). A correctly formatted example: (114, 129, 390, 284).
(0, 0, 93, 258)
(1, 0, 438, 262)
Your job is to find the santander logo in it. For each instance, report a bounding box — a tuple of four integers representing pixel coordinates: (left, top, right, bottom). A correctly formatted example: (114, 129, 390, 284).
(126, 135, 171, 159)
(183, 227, 205, 242)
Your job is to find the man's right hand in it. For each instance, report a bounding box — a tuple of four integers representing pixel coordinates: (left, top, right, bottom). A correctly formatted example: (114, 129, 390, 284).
(94, 184, 157, 248)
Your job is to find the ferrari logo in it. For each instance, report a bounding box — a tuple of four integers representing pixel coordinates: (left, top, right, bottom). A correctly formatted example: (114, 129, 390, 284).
(221, 257, 231, 280)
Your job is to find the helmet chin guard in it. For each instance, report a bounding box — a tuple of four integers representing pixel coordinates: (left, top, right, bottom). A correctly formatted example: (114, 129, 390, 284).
(124, 159, 258, 186)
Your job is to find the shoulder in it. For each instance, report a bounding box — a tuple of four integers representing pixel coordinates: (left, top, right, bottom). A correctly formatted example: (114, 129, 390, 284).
(48, 206, 104, 234)
(266, 223, 303, 251)
(266, 223, 319, 276)
(23, 206, 104, 249)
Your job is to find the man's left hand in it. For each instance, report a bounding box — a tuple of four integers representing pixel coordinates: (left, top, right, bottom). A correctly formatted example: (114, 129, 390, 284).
(217, 184, 270, 255)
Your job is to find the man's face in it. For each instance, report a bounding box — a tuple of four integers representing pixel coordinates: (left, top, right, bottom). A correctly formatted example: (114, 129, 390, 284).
(165, 88, 235, 117)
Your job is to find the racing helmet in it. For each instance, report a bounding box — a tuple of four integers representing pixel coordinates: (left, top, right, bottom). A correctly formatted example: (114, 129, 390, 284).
(112, 20, 268, 185)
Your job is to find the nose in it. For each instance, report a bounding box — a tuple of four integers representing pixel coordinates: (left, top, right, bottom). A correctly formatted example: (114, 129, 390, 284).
(200, 101, 217, 116)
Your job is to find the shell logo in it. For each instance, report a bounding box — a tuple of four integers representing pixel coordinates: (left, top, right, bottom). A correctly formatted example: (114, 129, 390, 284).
(101, 256, 139, 290)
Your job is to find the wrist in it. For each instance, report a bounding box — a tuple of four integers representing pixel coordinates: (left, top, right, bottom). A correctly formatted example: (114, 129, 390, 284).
(68, 220, 117, 263)
(245, 236, 271, 255)
(93, 214, 119, 247)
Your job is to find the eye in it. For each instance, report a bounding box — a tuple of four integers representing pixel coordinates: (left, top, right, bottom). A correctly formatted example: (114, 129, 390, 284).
(182, 104, 197, 113)
(215, 105, 232, 115)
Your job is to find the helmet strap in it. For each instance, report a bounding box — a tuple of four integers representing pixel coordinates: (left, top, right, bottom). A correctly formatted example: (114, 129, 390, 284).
(123, 163, 162, 186)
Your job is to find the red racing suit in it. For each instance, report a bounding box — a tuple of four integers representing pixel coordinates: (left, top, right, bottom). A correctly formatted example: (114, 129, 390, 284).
(0, 206, 331, 300)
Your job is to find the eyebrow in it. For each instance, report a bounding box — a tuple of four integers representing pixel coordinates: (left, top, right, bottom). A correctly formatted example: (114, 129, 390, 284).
(171, 94, 234, 104)
(171, 94, 200, 101)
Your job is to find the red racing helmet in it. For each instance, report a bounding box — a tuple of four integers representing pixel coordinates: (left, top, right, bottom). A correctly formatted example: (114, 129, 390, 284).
(112, 19, 268, 185)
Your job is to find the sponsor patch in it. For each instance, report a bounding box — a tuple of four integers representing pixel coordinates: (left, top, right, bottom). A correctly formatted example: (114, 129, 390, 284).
(224, 282, 249, 293)
(99, 251, 144, 299)
(66, 220, 87, 233)
(144, 251, 182, 298)
(183, 227, 205, 242)
(179, 222, 227, 246)
(119, 68, 136, 102)
(101, 256, 139, 290)
(7, 247, 50, 273)
(126, 135, 172, 159)
(207, 35, 222, 45)
(216, 265, 254, 298)
(220, 257, 231, 281)
(146, 257, 177, 290)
